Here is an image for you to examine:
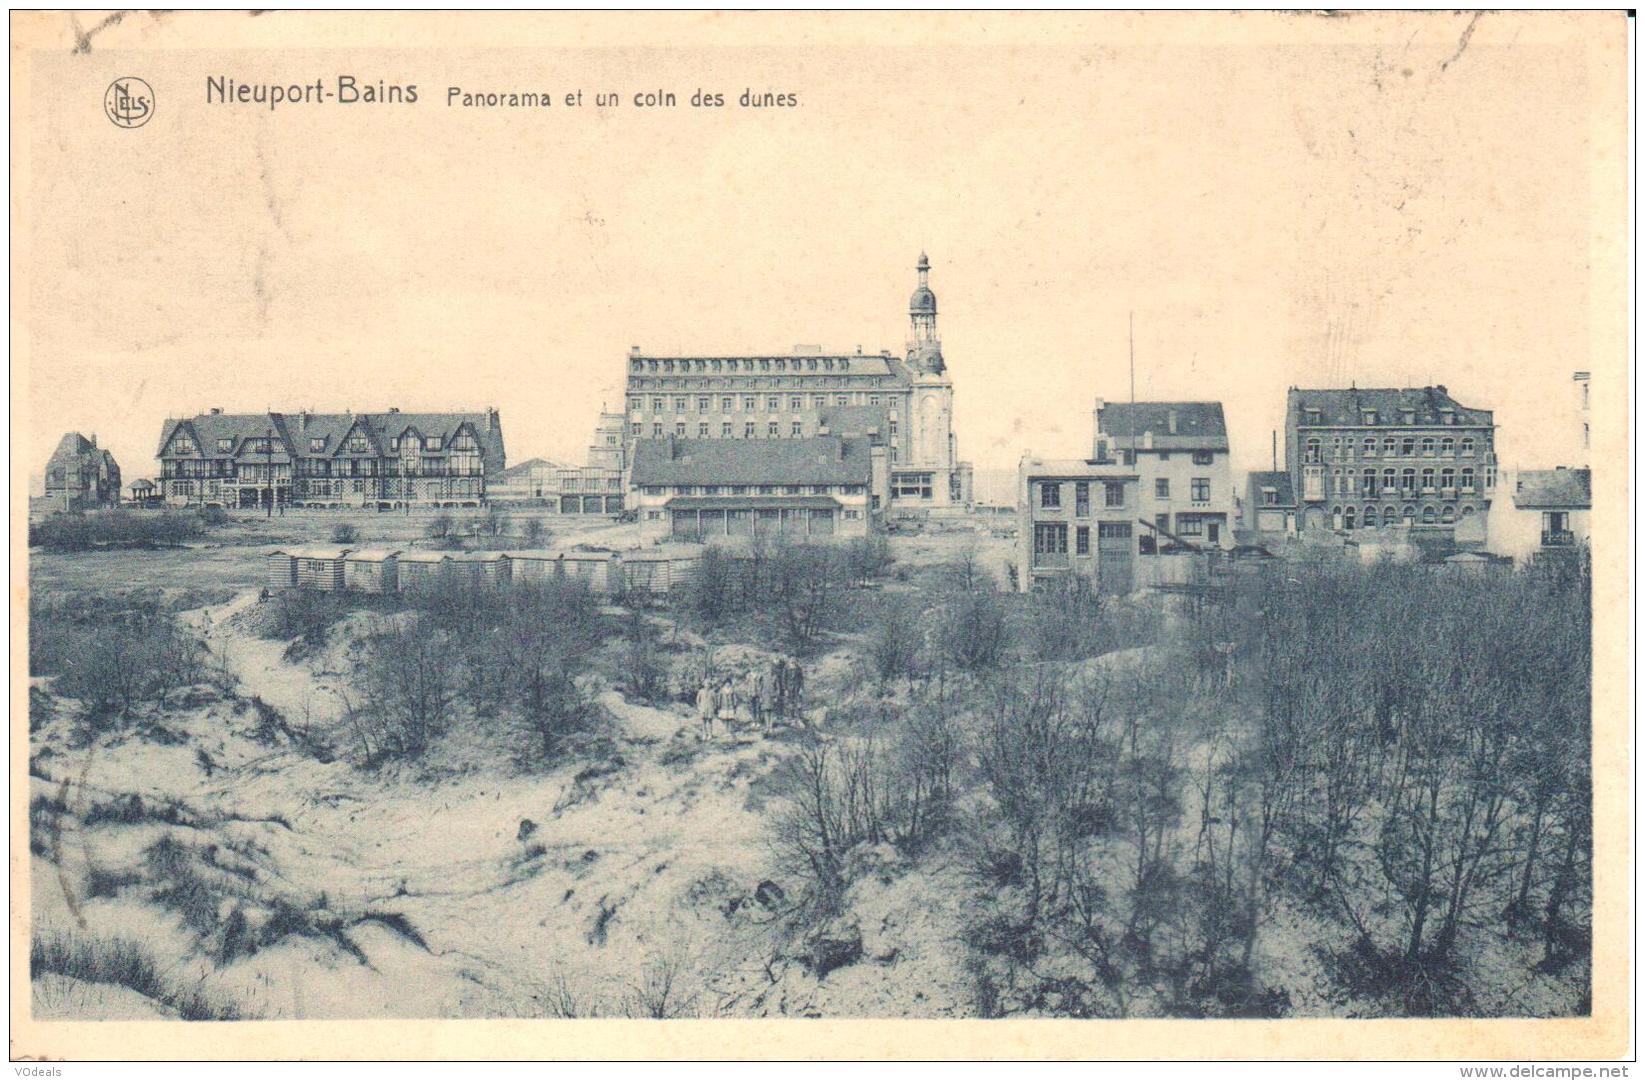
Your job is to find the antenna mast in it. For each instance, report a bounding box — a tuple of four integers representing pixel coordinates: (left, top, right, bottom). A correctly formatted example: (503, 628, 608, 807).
(1128, 310, 1135, 404)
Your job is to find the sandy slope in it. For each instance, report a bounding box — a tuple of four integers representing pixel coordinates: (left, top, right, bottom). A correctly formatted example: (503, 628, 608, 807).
(31, 590, 973, 1020)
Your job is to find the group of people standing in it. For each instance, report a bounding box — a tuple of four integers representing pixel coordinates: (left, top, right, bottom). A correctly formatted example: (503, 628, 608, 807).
(694, 656, 805, 740)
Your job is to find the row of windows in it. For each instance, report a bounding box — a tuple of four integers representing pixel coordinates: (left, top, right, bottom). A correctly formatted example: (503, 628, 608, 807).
(177, 432, 472, 457)
(1332, 504, 1478, 528)
(1126, 448, 1216, 465)
(630, 356, 860, 374)
(1037, 480, 1127, 510)
(634, 393, 885, 413)
(1302, 407, 1466, 426)
(1033, 521, 1134, 556)
(1303, 434, 1487, 463)
(639, 484, 866, 497)
(1319, 466, 1490, 495)
(1152, 477, 1214, 501)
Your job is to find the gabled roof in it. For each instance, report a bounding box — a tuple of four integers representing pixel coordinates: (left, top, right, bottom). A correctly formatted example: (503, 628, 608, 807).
(157, 410, 506, 474)
(1247, 470, 1296, 506)
(1288, 387, 1493, 427)
(1098, 402, 1229, 450)
(497, 457, 563, 480)
(1513, 468, 1590, 510)
(343, 548, 401, 562)
(631, 436, 873, 487)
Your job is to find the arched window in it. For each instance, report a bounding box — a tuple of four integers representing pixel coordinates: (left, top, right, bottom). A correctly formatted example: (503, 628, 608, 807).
(1441, 436, 1455, 455)
(1306, 438, 1322, 464)
(1440, 506, 1456, 524)
(1383, 437, 1398, 456)
(1421, 436, 1435, 456)
(1331, 506, 1343, 530)
(1363, 506, 1379, 528)
(1460, 437, 1475, 456)
(1382, 468, 1396, 492)
(1460, 504, 1475, 516)
(1401, 468, 1416, 492)
(1441, 467, 1455, 490)
(1344, 506, 1357, 529)
(1421, 467, 1435, 490)
(1460, 467, 1476, 490)
(1362, 468, 1377, 493)
(1402, 505, 1416, 526)
(1401, 437, 1416, 456)
(1421, 505, 1437, 525)
(1384, 505, 1398, 524)
(1364, 437, 1377, 458)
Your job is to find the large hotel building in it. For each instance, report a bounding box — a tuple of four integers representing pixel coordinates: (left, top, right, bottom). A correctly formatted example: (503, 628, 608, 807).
(621, 254, 973, 516)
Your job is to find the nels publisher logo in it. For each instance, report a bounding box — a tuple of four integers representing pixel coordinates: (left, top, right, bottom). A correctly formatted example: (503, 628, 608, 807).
(104, 76, 153, 128)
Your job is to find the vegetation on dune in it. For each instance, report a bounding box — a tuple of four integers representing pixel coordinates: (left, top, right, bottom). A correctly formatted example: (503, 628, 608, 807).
(28, 509, 219, 552)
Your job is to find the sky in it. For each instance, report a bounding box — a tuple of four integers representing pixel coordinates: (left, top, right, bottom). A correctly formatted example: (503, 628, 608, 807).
(18, 11, 1623, 491)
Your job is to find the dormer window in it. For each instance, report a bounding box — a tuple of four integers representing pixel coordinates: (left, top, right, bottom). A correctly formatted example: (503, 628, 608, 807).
(1304, 408, 1322, 424)
(390, 437, 400, 452)
(309, 437, 326, 453)
(217, 438, 234, 453)
(348, 434, 368, 453)
(1362, 410, 1378, 425)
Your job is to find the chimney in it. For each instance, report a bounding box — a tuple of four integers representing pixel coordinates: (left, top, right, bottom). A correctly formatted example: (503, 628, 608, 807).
(210, 407, 223, 415)
(1168, 409, 1179, 434)
(1092, 398, 1107, 458)
(300, 411, 310, 431)
(629, 345, 641, 357)
(388, 407, 399, 414)
(485, 408, 496, 431)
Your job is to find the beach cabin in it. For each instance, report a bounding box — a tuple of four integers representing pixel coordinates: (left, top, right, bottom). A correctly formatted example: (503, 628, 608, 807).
(265, 548, 299, 591)
(504, 550, 561, 586)
(291, 546, 351, 591)
(396, 550, 451, 592)
(560, 549, 621, 596)
(621, 544, 705, 598)
(343, 549, 401, 594)
(449, 550, 511, 588)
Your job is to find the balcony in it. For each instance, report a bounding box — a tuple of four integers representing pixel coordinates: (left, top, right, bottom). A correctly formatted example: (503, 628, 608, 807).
(1541, 529, 1576, 548)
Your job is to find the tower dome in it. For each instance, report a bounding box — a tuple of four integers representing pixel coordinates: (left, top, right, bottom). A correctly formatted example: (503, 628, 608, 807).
(906, 252, 945, 374)
(909, 252, 938, 316)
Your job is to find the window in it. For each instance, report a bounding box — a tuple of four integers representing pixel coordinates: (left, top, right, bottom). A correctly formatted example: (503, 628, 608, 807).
(813, 395, 826, 408)
(1363, 410, 1378, 425)
(1441, 437, 1455, 455)
(1441, 467, 1455, 489)
(1421, 437, 1435, 456)
(697, 397, 709, 411)
(349, 434, 368, 453)
(791, 422, 802, 437)
(1177, 516, 1203, 536)
(1382, 468, 1396, 491)
(1460, 467, 1475, 490)
(1033, 523, 1068, 555)
(1403, 505, 1416, 526)
(1344, 506, 1356, 529)
(1400, 468, 1416, 492)
(721, 397, 732, 411)
(1362, 468, 1376, 493)
(1383, 437, 1397, 456)
(1400, 437, 1415, 456)
(1460, 438, 1475, 456)
(1192, 449, 1213, 465)
(676, 422, 686, 436)
(1484, 465, 1496, 490)
(1098, 522, 1133, 539)
(652, 398, 664, 411)
(1421, 468, 1435, 491)
(1363, 437, 1376, 458)
(1157, 451, 1171, 462)
(743, 396, 755, 410)
(1261, 487, 1278, 506)
(652, 423, 663, 437)
(744, 422, 755, 438)
(868, 394, 879, 406)
(1440, 506, 1456, 524)
(217, 437, 234, 453)
(1191, 477, 1211, 502)
(1040, 482, 1061, 508)
(1155, 478, 1170, 499)
(767, 396, 779, 410)
(1076, 526, 1090, 555)
(695, 422, 707, 437)
(631, 423, 641, 436)
(768, 422, 778, 436)
(721, 423, 732, 437)
(1075, 482, 1090, 516)
(309, 437, 325, 452)
(1421, 505, 1437, 524)
(1305, 439, 1321, 464)
(1363, 506, 1379, 528)
(674, 397, 686, 412)
(789, 397, 801, 410)
(1104, 481, 1125, 507)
